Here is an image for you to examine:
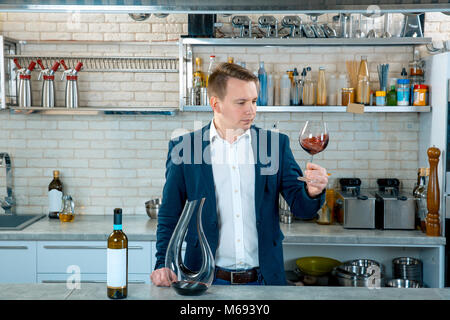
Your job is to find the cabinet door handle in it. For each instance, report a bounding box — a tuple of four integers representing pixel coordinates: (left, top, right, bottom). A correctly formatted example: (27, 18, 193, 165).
(42, 280, 146, 284)
(0, 245, 28, 250)
(43, 245, 143, 250)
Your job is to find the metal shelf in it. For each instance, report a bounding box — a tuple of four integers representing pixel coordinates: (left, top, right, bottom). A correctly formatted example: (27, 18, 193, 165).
(182, 105, 431, 113)
(181, 37, 433, 47)
(8, 106, 178, 116)
(6, 55, 178, 73)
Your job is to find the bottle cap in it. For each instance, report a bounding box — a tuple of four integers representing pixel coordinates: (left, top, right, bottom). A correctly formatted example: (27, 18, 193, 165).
(53, 170, 60, 177)
(114, 208, 122, 225)
(401, 67, 407, 76)
(414, 84, 428, 89)
(397, 79, 410, 84)
(376, 91, 386, 97)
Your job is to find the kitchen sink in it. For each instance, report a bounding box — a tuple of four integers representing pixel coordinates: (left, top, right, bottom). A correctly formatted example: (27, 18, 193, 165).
(0, 214, 45, 230)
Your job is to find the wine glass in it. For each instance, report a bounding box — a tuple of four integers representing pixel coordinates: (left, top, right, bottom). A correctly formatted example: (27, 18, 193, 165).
(297, 120, 329, 182)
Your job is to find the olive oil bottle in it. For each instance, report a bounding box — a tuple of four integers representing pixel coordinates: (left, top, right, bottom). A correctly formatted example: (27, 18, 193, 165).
(107, 208, 128, 299)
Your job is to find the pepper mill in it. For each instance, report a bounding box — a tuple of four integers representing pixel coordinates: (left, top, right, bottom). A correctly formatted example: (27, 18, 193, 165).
(426, 146, 441, 236)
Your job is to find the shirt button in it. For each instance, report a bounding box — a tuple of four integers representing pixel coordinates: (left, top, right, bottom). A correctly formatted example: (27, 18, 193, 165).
(237, 239, 240, 243)
(232, 166, 236, 170)
(234, 189, 238, 193)
(236, 214, 240, 218)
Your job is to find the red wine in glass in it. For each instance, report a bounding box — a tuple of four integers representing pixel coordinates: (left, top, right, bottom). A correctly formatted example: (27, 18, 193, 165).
(298, 121, 329, 182)
(300, 134, 329, 155)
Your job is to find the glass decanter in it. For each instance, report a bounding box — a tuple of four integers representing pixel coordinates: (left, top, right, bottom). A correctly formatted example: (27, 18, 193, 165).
(165, 198, 215, 296)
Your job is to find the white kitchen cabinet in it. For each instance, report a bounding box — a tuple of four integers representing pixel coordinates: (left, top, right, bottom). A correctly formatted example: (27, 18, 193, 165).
(37, 240, 151, 283)
(0, 241, 36, 283)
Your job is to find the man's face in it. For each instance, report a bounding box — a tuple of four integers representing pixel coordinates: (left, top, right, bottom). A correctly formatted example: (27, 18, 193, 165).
(212, 77, 258, 133)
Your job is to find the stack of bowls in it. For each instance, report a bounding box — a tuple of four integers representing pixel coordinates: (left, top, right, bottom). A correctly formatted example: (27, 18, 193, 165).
(332, 259, 384, 287)
(392, 257, 423, 286)
(386, 279, 420, 288)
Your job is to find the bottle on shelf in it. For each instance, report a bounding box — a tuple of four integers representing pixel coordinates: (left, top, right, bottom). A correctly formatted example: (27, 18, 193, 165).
(257, 62, 268, 106)
(327, 73, 337, 106)
(205, 55, 216, 88)
(302, 67, 316, 106)
(280, 73, 291, 106)
(397, 78, 410, 106)
(316, 67, 327, 106)
(107, 208, 128, 299)
(386, 84, 397, 106)
(413, 168, 429, 233)
(267, 74, 274, 106)
(291, 68, 299, 106)
(356, 56, 370, 105)
(48, 170, 63, 219)
(193, 57, 204, 88)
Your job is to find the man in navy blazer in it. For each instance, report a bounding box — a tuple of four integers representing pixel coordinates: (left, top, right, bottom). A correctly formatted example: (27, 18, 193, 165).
(151, 63, 328, 286)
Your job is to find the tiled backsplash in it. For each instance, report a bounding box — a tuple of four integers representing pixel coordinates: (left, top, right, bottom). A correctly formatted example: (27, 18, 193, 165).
(0, 12, 447, 215)
(0, 111, 419, 215)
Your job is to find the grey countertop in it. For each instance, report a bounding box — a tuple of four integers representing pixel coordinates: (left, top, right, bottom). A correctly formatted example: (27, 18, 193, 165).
(0, 215, 445, 246)
(0, 283, 449, 300)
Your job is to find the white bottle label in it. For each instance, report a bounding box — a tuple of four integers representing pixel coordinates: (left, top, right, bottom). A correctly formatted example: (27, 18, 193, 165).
(48, 189, 63, 212)
(107, 248, 127, 288)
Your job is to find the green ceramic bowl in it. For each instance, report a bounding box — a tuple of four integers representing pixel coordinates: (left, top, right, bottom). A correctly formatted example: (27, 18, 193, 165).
(296, 256, 342, 276)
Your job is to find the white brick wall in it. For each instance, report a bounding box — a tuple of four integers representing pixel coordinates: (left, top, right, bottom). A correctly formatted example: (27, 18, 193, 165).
(0, 12, 448, 215)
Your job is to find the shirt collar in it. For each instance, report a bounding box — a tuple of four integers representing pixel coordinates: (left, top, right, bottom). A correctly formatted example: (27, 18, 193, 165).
(209, 118, 251, 144)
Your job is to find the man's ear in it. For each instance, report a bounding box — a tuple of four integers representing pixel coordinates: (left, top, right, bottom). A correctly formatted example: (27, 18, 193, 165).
(210, 96, 221, 113)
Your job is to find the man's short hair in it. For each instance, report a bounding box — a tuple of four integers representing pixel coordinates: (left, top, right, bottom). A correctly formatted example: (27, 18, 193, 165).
(207, 62, 259, 100)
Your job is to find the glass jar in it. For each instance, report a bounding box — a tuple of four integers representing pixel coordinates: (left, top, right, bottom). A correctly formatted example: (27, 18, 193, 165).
(357, 76, 370, 105)
(341, 88, 355, 106)
(375, 91, 386, 106)
(59, 195, 75, 222)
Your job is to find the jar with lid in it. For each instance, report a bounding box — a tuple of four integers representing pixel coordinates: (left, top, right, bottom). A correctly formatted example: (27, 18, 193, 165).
(397, 79, 410, 106)
(375, 91, 386, 106)
(413, 84, 428, 106)
(341, 88, 355, 106)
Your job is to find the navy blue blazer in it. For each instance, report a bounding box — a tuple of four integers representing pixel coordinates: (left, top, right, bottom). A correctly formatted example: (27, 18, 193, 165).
(154, 122, 325, 285)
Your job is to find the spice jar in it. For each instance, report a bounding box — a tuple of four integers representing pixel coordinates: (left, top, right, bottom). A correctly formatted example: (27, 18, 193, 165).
(413, 84, 428, 106)
(375, 91, 386, 106)
(341, 88, 355, 106)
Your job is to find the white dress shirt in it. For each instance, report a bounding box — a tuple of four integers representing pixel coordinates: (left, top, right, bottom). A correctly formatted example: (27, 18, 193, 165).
(209, 119, 259, 270)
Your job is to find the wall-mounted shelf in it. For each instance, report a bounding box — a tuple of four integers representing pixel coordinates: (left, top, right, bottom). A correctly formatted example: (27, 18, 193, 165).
(181, 37, 433, 47)
(8, 107, 178, 116)
(182, 105, 431, 113)
(6, 55, 178, 73)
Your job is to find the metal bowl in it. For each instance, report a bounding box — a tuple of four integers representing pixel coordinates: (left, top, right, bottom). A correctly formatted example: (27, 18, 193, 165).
(145, 198, 161, 219)
(386, 279, 420, 288)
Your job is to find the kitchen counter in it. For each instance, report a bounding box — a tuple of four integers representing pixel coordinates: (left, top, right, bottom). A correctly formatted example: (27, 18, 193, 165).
(0, 215, 445, 245)
(0, 283, 449, 300)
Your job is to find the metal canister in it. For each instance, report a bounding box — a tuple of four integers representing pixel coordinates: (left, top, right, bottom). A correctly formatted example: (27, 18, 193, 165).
(200, 87, 208, 106)
(189, 87, 198, 105)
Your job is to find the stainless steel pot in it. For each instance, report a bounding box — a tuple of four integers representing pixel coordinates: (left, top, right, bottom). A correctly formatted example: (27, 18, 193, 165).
(145, 198, 161, 219)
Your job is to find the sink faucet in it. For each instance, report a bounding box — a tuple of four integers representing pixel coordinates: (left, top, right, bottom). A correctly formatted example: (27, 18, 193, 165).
(0, 153, 15, 214)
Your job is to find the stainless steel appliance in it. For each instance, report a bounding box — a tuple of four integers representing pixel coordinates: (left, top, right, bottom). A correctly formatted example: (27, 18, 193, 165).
(336, 178, 376, 229)
(375, 178, 416, 230)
